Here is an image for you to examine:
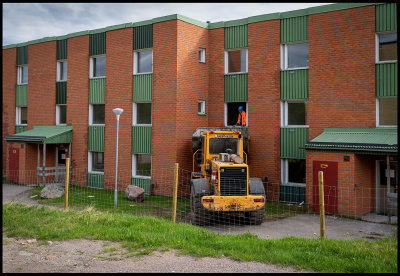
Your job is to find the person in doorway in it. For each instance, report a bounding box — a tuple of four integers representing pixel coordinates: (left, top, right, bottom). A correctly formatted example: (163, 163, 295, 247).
(236, 106, 247, 126)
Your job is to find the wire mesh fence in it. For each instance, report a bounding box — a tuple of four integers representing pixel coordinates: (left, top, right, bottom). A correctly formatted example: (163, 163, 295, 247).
(2, 165, 397, 229)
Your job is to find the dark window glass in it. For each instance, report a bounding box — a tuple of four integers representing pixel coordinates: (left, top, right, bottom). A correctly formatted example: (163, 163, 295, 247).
(21, 65, 28, 83)
(288, 159, 306, 183)
(59, 105, 66, 124)
(209, 138, 238, 154)
(379, 33, 397, 61)
(138, 51, 152, 73)
(59, 61, 67, 81)
(288, 43, 308, 68)
(20, 107, 27, 124)
(379, 97, 397, 126)
(137, 103, 152, 124)
(94, 56, 106, 77)
(93, 104, 105, 124)
(92, 152, 104, 172)
(288, 102, 308, 125)
(228, 50, 246, 73)
(58, 149, 66, 165)
(137, 154, 151, 176)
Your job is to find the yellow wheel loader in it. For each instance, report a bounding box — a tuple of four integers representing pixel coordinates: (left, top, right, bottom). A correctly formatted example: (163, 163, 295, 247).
(191, 127, 266, 226)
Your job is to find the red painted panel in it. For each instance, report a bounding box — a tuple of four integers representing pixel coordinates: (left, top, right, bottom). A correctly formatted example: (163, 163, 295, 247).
(8, 147, 19, 183)
(312, 161, 338, 214)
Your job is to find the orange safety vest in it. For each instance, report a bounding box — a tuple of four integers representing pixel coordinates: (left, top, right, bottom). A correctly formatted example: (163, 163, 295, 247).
(237, 111, 247, 126)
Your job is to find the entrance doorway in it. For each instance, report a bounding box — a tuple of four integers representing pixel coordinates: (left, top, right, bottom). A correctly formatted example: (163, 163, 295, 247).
(312, 161, 338, 214)
(8, 147, 19, 183)
(376, 160, 398, 216)
(55, 147, 66, 183)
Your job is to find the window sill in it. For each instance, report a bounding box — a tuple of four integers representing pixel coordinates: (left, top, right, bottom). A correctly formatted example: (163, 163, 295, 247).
(17, 83, 28, 86)
(375, 60, 397, 64)
(225, 72, 248, 75)
(281, 125, 309, 128)
(132, 124, 152, 127)
(88, 171, 104, 175)
(280, 182, 306, 187)
(89, 76, 106, 80)
(132, 175, 151, 179)
(89, 124, 105, 126)
(281, 67, 309, 71)
(133, 72, 153, 76)
(198, 113, 207, 116)
(376, 125, 397, 128)
(56, 80, 67, 83)
(56, 123, 67, 126)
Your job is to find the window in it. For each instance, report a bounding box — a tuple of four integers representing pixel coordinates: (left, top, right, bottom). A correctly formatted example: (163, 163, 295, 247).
(16, 107, 27, 125)
(198, 101, 205, 115)
(199, 48, 206, 63)
(377, 97, 397, 127)
(225, 102, 247, 126)
(17, 65, 28, 84)
(225, 49, 248, 74)
(90, 56, 106, 78)
(57, 61, 67, 81)
(281, 159, 306, 185)
(56, 105, 66, 125)
(134, 50, 153, 74)
(376, 32, 397, 62)
(90, 104, 105, 125)
(281, 43, 309, 70)
(133, 103, 152, 125)
(281, 101, 308, 126)
(133, 154, 151, 177)
(89, 152, 104, 173)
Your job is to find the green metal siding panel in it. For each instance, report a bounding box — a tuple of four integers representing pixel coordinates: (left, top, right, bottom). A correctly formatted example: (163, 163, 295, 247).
(224, 73, 248, 102)
(15, 125, 27, 134)
(280, 69, 309, 100)
(16, 84, 28, 107)
(56, 81, 67, 104)
(133, 74, 152, 102)
(225, 24, 248, 49)
(280, 185, 306, 203)
(132, 126, 152, 154)
(87, 173, 104, 189)
(376, 3, 397, 33)
(281, 16, 308, 44)
(88, 126, 105, 152)
(57, 39, 68, 60)
(376, 63, 398, 97)
(89, 78, 106, 104)
(90, 32, 106, 56)
(17, 46, 28, 65)
(131, 177, 151, 195)
(134, 24, 153, 50)
(280, 127, 309, 159)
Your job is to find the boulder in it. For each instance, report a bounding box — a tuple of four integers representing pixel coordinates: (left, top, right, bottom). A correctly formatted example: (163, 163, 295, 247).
(40, 184, 65, 199)
(125, 185, 145, 202)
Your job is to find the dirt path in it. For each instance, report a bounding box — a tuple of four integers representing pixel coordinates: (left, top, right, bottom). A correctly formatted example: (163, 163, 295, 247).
(2, 235, 310, 273)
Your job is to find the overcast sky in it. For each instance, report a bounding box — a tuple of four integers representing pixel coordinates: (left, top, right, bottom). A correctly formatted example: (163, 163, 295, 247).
(3, 2, 331, 46)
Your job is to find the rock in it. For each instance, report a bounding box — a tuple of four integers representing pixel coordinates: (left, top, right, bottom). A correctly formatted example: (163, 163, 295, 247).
(40, 184, 65, 199)
(27, 239, 37, 244)
(125, 185, 145, 202)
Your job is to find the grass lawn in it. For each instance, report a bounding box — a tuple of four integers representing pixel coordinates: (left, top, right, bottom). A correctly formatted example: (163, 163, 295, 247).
(2, 202, 397, 273)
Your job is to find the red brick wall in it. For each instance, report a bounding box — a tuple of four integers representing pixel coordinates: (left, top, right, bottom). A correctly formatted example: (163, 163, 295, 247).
(152, 20, 178, 195)
(67, 35, 90, 185)
(2, 48, 17, 173)
(104, 27, 133, 190)
(308, 6, 376, 140)
(248, 19, 281, 200)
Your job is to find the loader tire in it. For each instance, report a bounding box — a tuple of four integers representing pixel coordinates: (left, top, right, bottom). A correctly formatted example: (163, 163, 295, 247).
(247, 208, 265, 225)
(190, 187, 211, 226)
(247, 178, 266, 225)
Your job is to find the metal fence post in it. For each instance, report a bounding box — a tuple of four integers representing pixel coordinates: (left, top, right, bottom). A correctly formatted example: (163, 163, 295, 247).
(172, 163, 179, 223)
(318, 171, 326, 238)
(65, 157, 70, 211)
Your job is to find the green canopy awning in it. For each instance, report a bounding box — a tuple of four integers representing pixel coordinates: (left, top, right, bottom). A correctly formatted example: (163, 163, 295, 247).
(304, 128, 397, 154)
(5, 126, 73, 144)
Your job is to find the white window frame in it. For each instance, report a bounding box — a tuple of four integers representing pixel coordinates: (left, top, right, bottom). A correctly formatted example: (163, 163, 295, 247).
(17, 65, 28, 85)
(16, 106, 27, 126)
(375, 32, 398, 64)
(132, 154, 152, 178)
(224, 102, 248, 127)
(133, 49, 153, 75)
(56, 105, 67, 125)
(198, 100, 206, 115)
(57, 60, 67, 81)
(89, 55, 106, 79)
(132, 102, 152, 126)
(89, 104, 105, 126)
(281, 159, 306, 187)
(224, 49, 248, 74)
(88, 151, 104, 174)
(199, 48, 206, 63)
(376, 98, 398, 128)
(280, 100, 309, 127)
(280, 42, 309, 70)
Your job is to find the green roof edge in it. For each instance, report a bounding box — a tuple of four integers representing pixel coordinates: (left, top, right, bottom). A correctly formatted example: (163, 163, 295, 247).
(3, 3, 383, 49)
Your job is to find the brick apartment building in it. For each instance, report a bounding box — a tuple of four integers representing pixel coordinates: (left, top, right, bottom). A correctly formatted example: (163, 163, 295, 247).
(2, 3, 397, 217)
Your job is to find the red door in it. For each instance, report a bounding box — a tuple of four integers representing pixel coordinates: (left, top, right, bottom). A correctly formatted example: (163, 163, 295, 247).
(8, 147, 19, 183)
(312, 161, 338, 214)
